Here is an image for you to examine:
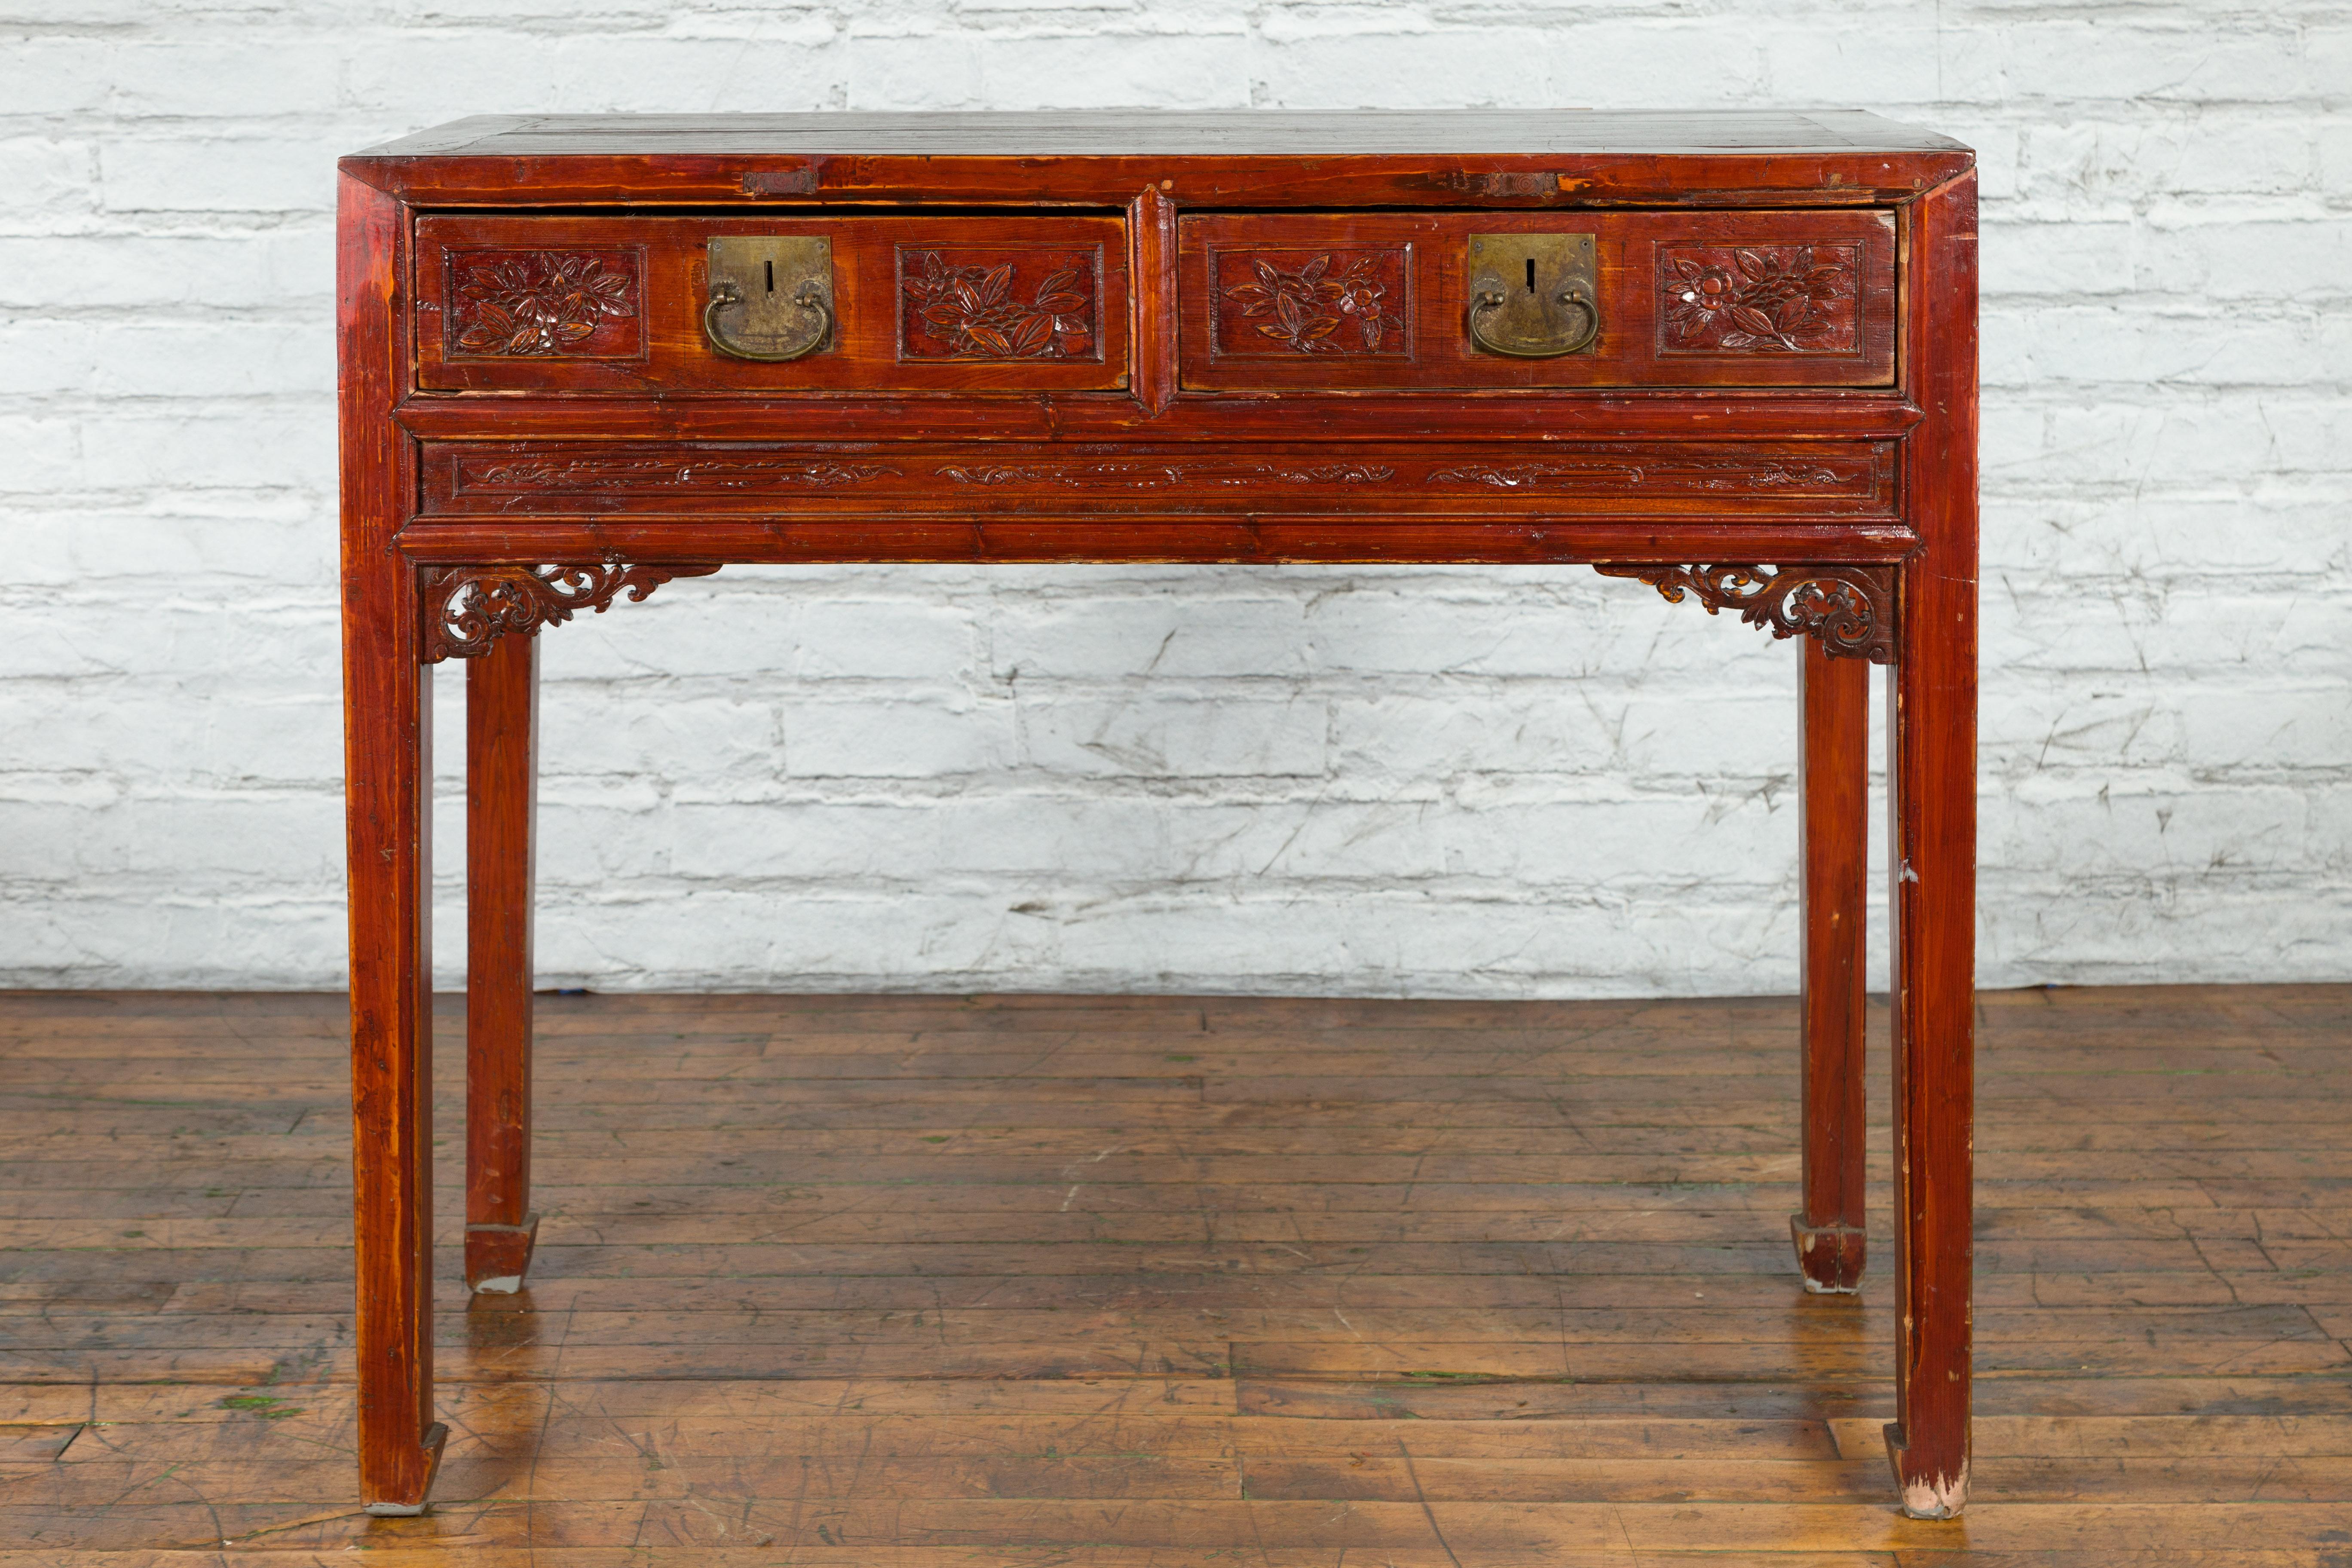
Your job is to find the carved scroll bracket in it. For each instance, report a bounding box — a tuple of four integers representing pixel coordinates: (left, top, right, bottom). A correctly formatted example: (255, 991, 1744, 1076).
(1594, 563, 1895, 663)
(420, 559, 723, 663)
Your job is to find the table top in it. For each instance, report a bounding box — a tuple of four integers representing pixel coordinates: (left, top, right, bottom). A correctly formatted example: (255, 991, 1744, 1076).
(355, 110, 1969, 161)
(340, 107, 1975, 676)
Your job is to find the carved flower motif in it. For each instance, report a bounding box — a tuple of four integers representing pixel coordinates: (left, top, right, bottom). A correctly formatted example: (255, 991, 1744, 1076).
(1675, 266, 1741, 314)
(1662, 246, 1850, 352)
(1223, 254, 1390, 353)
(453, 253, 634, 356)
(902, 253, 1093, 358)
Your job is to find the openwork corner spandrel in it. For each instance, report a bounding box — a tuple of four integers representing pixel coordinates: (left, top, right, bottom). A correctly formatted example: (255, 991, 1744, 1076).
(1594, 562, 1895, 663)
(420, 560, 723, 663)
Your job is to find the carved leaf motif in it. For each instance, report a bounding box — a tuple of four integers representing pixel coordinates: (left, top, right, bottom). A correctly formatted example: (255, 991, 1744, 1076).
(1222, 251, 1396, 355)
(421, 560, 721, 662)
(1032, 270, 1087, 314)
(898, 249, 1099, 360)
(447, 251, 638, 358)
(1657, 244, 1859, 355)
(1594, 562, 1893, 663)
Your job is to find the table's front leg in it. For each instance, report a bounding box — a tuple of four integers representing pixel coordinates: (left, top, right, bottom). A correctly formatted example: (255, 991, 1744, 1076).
(1794, 639, 1869, 1293)
(343, 557, 445, 1516)
(466, 631, 541, 1292)
(1883, 576, 1976, 1519)
(1884, 168, 1980, 1522)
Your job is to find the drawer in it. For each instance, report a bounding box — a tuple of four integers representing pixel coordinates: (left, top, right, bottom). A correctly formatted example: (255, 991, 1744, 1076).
(1179, 210, 1894, 391)
(413, 215, 1129, 394)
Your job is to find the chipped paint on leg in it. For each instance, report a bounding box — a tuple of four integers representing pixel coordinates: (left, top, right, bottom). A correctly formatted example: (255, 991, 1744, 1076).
(464, 1215, 539, 1293)
(1789, 1213, 1865, 1292)
(1886, 1422, 1968, 1518)
(1900, 1467, 1967, 1519)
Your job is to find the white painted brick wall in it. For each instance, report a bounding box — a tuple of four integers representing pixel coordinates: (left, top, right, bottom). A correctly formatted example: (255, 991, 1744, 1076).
(2, 1, 2347, 995)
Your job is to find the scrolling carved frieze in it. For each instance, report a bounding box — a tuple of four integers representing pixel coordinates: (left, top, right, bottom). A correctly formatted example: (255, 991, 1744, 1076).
(1427, 453, 1872, 494)
(420, 560, 722, 663)
(1594, 563, 1895, 663)
(453, 455, 901, 497)
(936, 460, 1395, 488)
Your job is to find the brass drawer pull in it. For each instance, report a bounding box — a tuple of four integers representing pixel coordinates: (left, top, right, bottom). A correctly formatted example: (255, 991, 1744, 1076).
(703, 237, 834, 362)
(705, 280, 831, 361)
(1466, 233, 1599, 359)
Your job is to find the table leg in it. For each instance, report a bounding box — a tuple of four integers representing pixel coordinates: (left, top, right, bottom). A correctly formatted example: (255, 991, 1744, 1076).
(344, 561, 446, 1516)
(466, 631, 540, 1293)
(1792, 638, 1868, 1294)
(1882, 166, 1979, 1522)
(1883, 583, 1978, 1518)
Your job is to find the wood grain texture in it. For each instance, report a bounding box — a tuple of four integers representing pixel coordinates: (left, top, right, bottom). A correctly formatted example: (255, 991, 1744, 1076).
(1126, 186, 1178, 415)
(1795, 639, 1871, 1294)
(341, 111, 1975, 210)
(1883, 168, 1981, 1520)
(465, 632, 539, 1294)
(389, 388, 1928, 446)
(417, 440, 1902, 521)
(0, 983, 2345, 1559)
(337, 172, 445, 1514)
(392, 521, 1926, 573)
(357, 110, 1977, 159)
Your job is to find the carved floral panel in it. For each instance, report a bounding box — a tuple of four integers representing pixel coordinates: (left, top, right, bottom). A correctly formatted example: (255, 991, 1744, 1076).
(1210, 248, 1411, 357)
(896, 247, 1102, 360)
(444, 249, 642, 358)
(1657, 243, 1861, 355)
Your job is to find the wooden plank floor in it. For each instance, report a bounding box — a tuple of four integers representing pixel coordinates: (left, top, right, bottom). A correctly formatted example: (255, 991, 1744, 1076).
(1, 984, 2348, 1565)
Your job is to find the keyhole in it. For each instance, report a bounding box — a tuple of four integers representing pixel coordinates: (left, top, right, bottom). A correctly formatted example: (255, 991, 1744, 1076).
(765, 259, 775, 295)
(1524, 257, 1537, 293)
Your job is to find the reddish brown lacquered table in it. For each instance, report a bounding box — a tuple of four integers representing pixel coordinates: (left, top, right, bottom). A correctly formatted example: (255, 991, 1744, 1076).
(338, 110, 1978, 1518)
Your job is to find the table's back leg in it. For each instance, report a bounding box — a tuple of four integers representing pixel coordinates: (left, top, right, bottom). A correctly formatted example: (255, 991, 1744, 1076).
(1883, 167, 1980, 1521)
(1884, 612, 1977, 1519)
(466, 631, 542, 1292)
(341, 172, 445, 1517)
(1793, 638, 1869, 1293)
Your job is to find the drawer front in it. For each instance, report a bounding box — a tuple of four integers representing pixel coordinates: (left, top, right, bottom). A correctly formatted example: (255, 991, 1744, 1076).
(416, 439, 1899, 521)
(1179, 210, 1895, 391)
(414, 215, 1129, 393)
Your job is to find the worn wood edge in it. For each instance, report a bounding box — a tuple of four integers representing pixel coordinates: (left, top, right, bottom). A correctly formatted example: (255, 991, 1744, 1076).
(1790, 1214, 1867, 1294)
(1883, 160, 1981, 1522)
(389, 521, 1924, 567)
(342, 149, 1977, 210)
(356, 1419, 445, 1516)
(464, 1215, 539, 1295)
(388, 393, 1932, 445)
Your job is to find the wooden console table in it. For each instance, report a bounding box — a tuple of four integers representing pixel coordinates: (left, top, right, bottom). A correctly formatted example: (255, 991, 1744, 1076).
(338, 111, 1978, 1519)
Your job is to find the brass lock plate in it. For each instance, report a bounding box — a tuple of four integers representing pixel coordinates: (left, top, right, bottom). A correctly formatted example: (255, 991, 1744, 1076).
(705, 236, 835, 357)
(1466, 233, 1599, 357)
